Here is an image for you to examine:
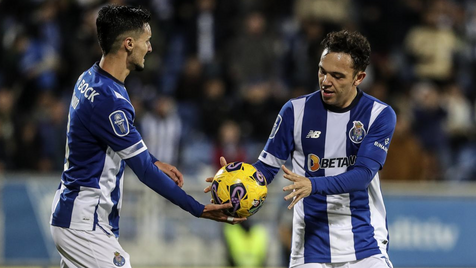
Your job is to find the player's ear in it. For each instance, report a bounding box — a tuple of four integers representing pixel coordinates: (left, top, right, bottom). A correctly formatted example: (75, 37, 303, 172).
(353, 71, 366, 87)
(124, 37, 134, 53)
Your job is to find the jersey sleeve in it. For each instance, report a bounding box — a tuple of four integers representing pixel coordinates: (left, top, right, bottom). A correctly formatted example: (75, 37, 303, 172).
(356, 106, 397, 168)
(89, 95, 204, 217)
(310, 156, 380, 195)
(309, 105, 397, 195)
(89, 96, 144, 155)
(257, 100, 295, 184)
(125, 151, 204, 217)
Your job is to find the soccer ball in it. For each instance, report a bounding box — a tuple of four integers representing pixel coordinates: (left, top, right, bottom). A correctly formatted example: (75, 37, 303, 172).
(211, 162, 267, 218)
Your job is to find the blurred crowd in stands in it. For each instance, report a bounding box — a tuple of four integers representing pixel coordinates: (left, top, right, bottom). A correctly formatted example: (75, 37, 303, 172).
(0, 0, 476, 181)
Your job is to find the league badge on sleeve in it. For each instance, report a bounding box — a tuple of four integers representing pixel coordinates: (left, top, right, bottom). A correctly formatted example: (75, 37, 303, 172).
(269, 115, 282, 139)
(349, 120, 366, 144)
(109, 110, 130, 136)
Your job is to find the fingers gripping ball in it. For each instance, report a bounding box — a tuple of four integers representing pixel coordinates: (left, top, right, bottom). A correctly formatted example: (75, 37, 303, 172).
(211, 162, 267, 218)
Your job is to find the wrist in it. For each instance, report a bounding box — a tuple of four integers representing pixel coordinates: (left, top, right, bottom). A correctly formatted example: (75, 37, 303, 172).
(310, 177, 320, 195)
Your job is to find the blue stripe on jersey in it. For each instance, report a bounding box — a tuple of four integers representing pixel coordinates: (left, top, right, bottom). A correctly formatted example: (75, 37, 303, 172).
(304, 195, 331, 262)
(343, 96, 376, 259)
(347, 103, 380, 259)
(93, 202, 99, 231)
(301, 93, 327, 178)
(51, 187, 79, 227)
(349, 189, 380, 259)
(300, 93, 331, 262)
(109, 161, 125, 237)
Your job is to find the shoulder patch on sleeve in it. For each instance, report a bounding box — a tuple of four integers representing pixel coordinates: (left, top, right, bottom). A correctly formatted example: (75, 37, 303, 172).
(269, 115, 282, 139)
(109, 110, 130, 136)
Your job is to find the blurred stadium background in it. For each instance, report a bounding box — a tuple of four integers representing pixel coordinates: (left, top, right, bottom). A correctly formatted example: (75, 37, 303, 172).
(1, 0, 476, 267)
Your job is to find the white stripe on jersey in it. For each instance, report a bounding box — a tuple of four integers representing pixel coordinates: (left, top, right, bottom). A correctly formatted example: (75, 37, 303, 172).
(291, 200, 305, 267)
(325, 111, 354, 262)
(97, 146, 123, 230)
(290, 97, 307, 262)
(367, 102, 389, 255)
(369, 102, 387, 129)
(117, 140, 147, 159)
(291, 98, 306, 174)
(114, 91, 133, 106)
(68, 186, 102, 230)
(64, 113, 71, 171)
(368, 173, 389, 254)
(258, 150, 286, 167)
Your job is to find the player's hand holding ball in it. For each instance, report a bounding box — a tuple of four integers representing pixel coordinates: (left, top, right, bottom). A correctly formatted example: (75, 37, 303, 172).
(204, 157, 268, 221)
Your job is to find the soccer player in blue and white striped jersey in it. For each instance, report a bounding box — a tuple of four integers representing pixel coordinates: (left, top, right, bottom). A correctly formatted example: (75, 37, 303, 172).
(49, 5, 244, 268)
(209, 30, 396, 268)
(259, 30, 395, 268)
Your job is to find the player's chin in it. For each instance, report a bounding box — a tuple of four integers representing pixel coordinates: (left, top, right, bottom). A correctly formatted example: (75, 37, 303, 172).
(321, 96, 335, 105)
(134, 63, 145, 72)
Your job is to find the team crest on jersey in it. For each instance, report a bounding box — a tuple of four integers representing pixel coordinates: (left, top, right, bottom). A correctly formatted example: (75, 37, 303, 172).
(269, 115, 282, 139)
(109, 110, 129, 136)
(349, 121, 366, 144)
(113, 252, 125, 267)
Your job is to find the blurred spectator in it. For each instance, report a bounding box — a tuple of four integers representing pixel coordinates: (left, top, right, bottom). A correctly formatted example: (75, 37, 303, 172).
(223, 220, 268, 267)
(66, 6, 103, 85)
(441, 82, 476, 180)
(236, 81, 281, 142)
(410, 82, 450, 180)
(0, 0, 474, 181)
(0, 121, 6, 173)
(282, 19, 325, 92)
(36, 93, 67, 172)
(445, 142, 476, 181)
(141, 96, 182, 166)
(294, 0, 352, 28)
(18, 24, 60, 92)
(0, 89, 16, 170)
(175, 56, 205, 102)
(380, 109, 425, 181)
(212, 120, 247, 170)
(227, 11, 279, 86)
(14, 118, 42, 171)
(200, 78, 234, 138)
(404, 1, 459, 84)
(443, 83, 474, 152)
(175, 56, 205, 136)
(181, 0, 239, 67)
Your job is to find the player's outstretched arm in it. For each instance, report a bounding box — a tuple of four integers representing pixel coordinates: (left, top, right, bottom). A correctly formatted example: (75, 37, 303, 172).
(154, 161, 183, 187)
(200, 202, 246, 224)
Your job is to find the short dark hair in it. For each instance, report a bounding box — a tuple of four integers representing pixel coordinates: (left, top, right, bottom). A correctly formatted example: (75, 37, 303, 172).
(321, 30, 371, 73)
(96, 5, 151, 55)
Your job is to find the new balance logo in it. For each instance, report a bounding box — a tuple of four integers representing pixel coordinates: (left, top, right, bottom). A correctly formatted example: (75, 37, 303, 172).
(306, 130, 321, 139)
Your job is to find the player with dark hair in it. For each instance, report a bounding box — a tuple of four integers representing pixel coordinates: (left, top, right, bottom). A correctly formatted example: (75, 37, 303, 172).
(50, 5, 244, 268)
(208, 30, 395, 267)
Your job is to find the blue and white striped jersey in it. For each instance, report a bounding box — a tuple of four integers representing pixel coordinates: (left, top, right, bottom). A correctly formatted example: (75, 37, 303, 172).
(50, 63, 203, 237)
(257, 90, 396, 265)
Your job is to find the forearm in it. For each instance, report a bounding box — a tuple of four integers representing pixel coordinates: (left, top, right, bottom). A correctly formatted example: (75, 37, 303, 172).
(126, 152, 204, 217)
(310, 156, 380, 195)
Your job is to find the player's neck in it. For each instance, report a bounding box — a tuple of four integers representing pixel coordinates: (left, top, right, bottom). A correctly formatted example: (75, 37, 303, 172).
(99, 55, 130, 83)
